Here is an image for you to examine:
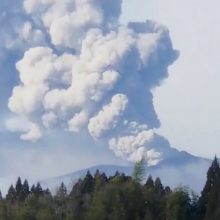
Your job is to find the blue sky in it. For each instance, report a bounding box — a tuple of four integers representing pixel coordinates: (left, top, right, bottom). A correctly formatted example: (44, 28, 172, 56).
(0, 0, 219, 193)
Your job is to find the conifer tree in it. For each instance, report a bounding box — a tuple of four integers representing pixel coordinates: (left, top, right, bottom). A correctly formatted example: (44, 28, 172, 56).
(44, 188, 52, 198)
(15, 177, 23, 201)
(199, 156, 220, 219)
(69, 179, 83, 198)
(145, 175, 154, 189)
(56, 182, 67, 200)
(154, 177, 164, 195)
(133, 158, 146, 184)
(94, 170, 107, 192)
(34, 182, 43, 198)
(6, 185, 16, 202)
(21, 179, 30, 201)
(81, 171, 94, 194)
(30, 184, 36, 195)
(164, 186, 172, 195)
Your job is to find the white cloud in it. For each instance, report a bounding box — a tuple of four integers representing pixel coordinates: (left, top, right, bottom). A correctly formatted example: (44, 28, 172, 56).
(68, 111, 88, 132)
(5, 116, 42, 142)
(15, 47, 75, 86)
(8, 46, 75, 117)
(8, 84, 49, 115)
(109, 130, 160, 164)
(128, 148, 161, 165)
(18, 22, 46, 47)
(42, 112, 58, 128)
(23, 0, 122, 49)
(5, 116, 32, 133)
(16, 47, 57, 85)
(124, 121, 148, 135)
(88, 94, 128, 139)
(0, 1, 47, 51)
(20, 123, 42, 142)
(7, 0, 178, 165)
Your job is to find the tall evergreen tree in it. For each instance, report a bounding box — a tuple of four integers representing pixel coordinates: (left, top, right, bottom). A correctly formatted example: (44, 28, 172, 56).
(133, 158, 146, 184)
(94, 170, 108, 192)
(154, 177, 164, 195)
(33, 182, 43, 198)
(56, 182, 67, 200)
(6, 185, 16, 202)
(15, 177, 23, 201)
(199, 156, 220, 219)
(44, 188, 52, 198)
(80, 171, 94, 194)
(145, 175, 154, 189)
(21, 179, 30, 201)
(69, 179, 83, 198)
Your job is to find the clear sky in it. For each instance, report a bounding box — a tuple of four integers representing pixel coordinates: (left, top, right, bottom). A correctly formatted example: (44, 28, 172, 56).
(0, 0, 219, 193)
(122, 0, 220, 158)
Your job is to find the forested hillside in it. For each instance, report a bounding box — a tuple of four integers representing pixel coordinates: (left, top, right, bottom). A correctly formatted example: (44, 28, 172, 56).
(0, 158, 220, 220)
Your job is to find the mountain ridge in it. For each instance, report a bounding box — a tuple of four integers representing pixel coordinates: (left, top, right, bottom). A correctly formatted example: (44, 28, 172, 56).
(41, 151, 211, 194)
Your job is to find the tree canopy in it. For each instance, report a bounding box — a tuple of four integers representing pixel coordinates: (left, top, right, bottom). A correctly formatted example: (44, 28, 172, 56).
(0, 157, 218, 220)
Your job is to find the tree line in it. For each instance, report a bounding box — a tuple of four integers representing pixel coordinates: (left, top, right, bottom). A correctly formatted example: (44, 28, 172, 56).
(0, 157, 219, 220)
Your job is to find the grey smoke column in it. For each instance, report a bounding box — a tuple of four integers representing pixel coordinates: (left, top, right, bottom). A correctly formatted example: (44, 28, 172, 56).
(6, 0, 178, 165)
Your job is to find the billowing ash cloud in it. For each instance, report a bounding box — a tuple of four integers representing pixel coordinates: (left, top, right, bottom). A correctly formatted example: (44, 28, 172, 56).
(6, 0, 178, 165)
(0, 0, 47, 51)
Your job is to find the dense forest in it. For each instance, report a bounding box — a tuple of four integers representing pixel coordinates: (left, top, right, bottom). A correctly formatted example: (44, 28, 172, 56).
(0, 157, 220, 220)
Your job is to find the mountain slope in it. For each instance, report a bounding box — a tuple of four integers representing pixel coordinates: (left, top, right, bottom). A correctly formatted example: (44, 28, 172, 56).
(41, 150, 211, 193)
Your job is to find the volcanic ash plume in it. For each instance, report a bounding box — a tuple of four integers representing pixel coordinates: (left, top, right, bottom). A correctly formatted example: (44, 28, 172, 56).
(6, 0, 178, 165)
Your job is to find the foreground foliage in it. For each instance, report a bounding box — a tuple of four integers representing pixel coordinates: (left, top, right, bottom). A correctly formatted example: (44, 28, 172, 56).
(0, 158, 219, 220)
